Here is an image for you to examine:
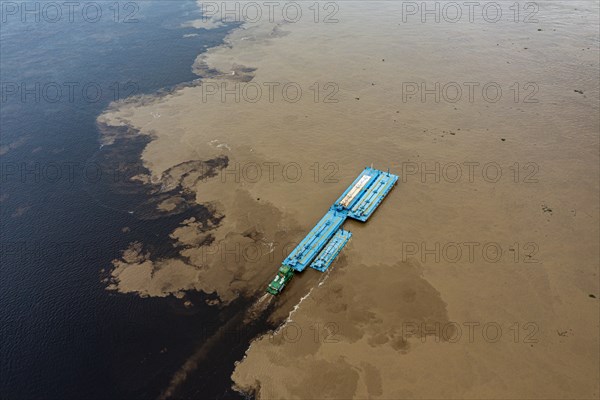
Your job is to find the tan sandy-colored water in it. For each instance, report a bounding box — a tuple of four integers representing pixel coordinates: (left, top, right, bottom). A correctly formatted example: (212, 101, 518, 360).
(98, 1, 599, 398)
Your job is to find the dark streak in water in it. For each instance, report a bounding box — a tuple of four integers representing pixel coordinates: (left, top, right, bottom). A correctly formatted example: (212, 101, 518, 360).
(91, 123, 274, 400)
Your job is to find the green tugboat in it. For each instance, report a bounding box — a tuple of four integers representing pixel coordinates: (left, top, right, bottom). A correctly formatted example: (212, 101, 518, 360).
(266, 265, 295, 295)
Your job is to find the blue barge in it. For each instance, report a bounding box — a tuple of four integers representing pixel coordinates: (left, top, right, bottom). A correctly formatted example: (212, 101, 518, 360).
(310, 229, 353, 272)
(267, 167, 398, 295)
(283, 209, 347, 272)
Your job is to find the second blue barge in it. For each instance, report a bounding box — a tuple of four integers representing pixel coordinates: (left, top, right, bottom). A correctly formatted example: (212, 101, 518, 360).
(283, 209, 346, 272)
(267, 167, 398, 295)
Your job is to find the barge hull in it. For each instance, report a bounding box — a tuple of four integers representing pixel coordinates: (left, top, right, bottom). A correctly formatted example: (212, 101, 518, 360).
(283, 209, 346, 272)
(310, 229, 352, 272)
(348, 171, 398, 222)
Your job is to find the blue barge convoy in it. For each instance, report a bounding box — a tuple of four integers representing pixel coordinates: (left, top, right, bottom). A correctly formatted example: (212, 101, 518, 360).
(267, 167, 398, 295)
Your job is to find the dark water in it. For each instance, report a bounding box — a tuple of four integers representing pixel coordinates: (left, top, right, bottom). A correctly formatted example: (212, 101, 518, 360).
(0, 2, 259, 399)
